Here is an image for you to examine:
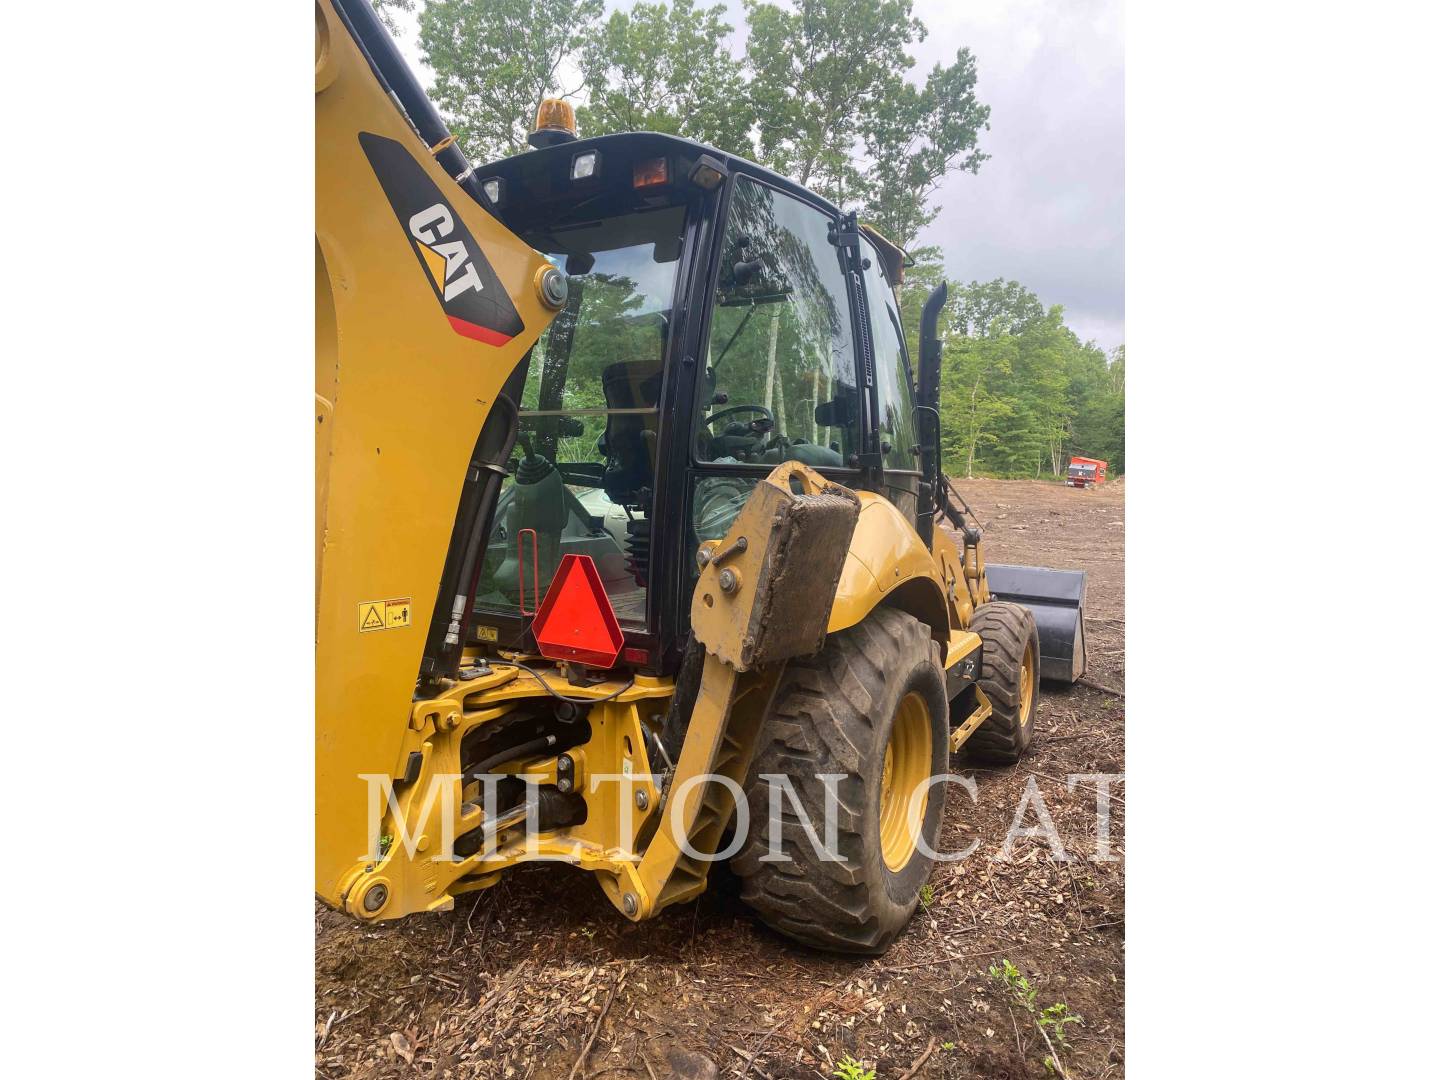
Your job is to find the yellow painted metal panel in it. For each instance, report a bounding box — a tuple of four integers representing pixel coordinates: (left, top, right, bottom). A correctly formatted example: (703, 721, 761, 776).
(825, 492, 951, 639)
(315, 0, 557, 906)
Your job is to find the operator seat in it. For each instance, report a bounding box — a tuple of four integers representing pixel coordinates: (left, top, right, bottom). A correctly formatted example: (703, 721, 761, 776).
(598, 356, 663, 506)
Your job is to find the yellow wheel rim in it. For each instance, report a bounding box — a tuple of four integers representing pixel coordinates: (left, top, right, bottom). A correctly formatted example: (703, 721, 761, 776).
(1020, 640, 1037, 725)
(880, 692, 933, 872)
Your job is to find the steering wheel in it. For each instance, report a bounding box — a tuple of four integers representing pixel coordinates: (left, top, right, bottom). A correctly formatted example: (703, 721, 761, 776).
(704, 404, 775, 430)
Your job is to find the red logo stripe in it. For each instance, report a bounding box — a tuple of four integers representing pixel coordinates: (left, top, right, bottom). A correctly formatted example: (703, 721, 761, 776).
(447, 316, 514, 347)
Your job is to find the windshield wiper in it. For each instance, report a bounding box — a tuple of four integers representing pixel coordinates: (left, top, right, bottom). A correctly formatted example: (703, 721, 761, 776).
(710, 304, 759, 375)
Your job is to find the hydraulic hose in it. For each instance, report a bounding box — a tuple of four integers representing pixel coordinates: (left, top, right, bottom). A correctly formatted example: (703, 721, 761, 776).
(332, 0, 486, 200)
(466, 734, 559, 780)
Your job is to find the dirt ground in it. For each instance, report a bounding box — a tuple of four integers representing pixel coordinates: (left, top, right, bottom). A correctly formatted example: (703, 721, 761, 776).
(316, 477, 1125, 1079)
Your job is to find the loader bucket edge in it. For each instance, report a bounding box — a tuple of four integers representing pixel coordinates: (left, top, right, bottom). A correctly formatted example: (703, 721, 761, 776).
(985, 563, 1088, 684)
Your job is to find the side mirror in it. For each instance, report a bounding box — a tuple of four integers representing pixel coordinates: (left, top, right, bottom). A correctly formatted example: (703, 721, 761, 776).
(732, 258, 763, 286)
(730, 234, 759, 285)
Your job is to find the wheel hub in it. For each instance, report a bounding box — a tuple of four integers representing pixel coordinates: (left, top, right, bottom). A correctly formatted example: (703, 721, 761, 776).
(879, 692, 932, 872)
(1020, 640, 1036, 723)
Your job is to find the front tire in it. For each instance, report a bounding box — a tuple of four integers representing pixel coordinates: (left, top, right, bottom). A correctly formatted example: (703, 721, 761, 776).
(731, 608, 949, 954)
(965, 602, 1040, 764)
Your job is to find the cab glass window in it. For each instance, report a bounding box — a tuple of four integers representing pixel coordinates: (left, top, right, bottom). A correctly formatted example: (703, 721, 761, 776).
(694, 177, 860, 469)
(471, 204, 685, 631)
(861, 239, 920, 473)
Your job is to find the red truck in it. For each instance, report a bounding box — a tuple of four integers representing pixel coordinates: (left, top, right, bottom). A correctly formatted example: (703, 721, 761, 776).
(1067, 456, 1107, 488)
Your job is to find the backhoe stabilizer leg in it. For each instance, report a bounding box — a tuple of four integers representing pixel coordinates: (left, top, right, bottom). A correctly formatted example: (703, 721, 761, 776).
(608, 462, 860, 919)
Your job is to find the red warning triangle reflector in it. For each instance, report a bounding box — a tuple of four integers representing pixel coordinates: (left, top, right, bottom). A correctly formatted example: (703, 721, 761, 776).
(530, 554, 625, 669)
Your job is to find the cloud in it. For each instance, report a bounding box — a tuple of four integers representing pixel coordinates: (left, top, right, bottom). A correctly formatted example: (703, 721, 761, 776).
(910, 0, 1125, 350)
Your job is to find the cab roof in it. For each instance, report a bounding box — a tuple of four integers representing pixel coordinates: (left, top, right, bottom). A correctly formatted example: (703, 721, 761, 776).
(476, 131, 844, 221)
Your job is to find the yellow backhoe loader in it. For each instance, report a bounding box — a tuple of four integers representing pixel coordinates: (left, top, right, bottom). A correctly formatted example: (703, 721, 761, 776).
(316, 0, 1087, 952)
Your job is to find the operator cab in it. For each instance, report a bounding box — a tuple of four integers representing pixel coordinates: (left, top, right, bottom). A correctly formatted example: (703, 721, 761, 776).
(468, 135, 690, 635)
(467, 129, 923, 667)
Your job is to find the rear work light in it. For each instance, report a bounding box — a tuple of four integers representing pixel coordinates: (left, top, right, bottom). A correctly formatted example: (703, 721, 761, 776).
(633, 157, 668, 188)
(688, 154, 727, 191)
(571, 150, 599, 180)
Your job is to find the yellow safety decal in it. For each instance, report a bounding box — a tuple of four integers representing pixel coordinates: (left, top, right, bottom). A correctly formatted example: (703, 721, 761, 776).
(385, 598, 412, 628)
(474, 624, 499, 643)
(358, 597, 412, 632)
(358, 603, 384, 632)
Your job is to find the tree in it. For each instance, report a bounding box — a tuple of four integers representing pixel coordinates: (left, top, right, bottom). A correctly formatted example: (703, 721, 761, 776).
(897, 245, 948, 363)
(370, 0, 416, 35)
(943, 331, 1016, 478)
(861, 49, 990, 247)
(418, 0, 603, 162)
(1068, 344, 1124, 471)
(577, 0, 752, 156)
(743, 0, 925, 206)
(952, 278, 1045, 337)
(743, 0, 989, 247)
(915, 278, 1122, 479)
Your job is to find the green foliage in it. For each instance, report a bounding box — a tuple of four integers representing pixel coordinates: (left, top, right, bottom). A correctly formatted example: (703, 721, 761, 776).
(899, 262, 1124, 479)
(418, 0, 604, 161)
(898, 244, 946, 363)
(987, 958, 1083, 1078)
(988, 958, 1036, 1007)
(744, 0, 920, 202)
(744, 0, 989, 246)
(1039, 1002, 1082, 1050)
(577, 0, 751, 155)
(832, 1055, 877, 1080)
(918, 882, 935, 909)
(370, 0, 416, 35)
(861, 46, 990, 246)
(407, 0, 987, 245)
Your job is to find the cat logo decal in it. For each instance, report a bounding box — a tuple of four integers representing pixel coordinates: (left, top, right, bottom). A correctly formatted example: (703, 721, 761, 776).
(359, 132, 524, 346)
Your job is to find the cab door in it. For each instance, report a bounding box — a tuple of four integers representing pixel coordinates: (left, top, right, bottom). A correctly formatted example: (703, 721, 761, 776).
(679, 173, 864, 620)
(856, 234, 924, 524)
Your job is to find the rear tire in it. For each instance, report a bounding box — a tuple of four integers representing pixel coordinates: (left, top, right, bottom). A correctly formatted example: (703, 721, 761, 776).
(965, 602, 1040, 764)
(731, 608, 948, 954)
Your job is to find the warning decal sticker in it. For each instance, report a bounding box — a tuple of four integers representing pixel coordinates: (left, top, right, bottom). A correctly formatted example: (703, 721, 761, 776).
(385, 598, 412, 628)
(359, 597, 413, 633)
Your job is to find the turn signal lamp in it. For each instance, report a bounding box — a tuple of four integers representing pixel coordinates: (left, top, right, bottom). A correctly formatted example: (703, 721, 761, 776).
(531, 554, 624, 668)
(529, 97, 578, 149)
(633, 156, 669, 188)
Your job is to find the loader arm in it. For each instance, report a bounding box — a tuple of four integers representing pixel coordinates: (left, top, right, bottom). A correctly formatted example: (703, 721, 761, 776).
(315, 0, 561, 907)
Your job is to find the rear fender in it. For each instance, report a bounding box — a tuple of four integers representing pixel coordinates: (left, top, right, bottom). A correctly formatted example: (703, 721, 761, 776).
(826, 493, 951, 645)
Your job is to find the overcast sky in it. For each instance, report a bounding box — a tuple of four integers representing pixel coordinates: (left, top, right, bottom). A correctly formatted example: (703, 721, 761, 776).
(391, 0, 1124, 350)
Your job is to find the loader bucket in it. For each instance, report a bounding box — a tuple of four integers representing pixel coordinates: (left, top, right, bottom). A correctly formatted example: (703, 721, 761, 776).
(985, 564, 1088, 684)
